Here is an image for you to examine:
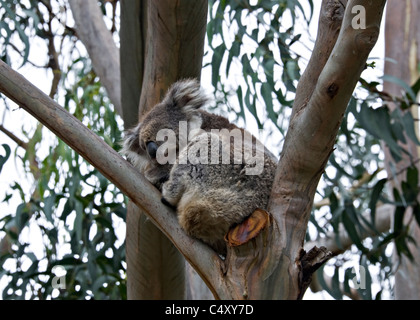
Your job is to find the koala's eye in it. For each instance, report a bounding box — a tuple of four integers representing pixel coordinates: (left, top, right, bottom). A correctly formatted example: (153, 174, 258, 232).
(146, 141, 158, 159)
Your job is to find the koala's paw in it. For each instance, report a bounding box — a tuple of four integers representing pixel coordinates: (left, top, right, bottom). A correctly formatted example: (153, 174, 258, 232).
(161, 197, 177, 210)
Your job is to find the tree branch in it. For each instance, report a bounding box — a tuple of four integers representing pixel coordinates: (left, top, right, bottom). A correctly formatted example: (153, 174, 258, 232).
(0, 124, 28, 149)
(292, 0, 347, 119)
(304, 204, 393, 256)
(137, 0, 208, 116)
(68, 0, 122, 116)
(266, 0, 386, 299)
(0, 59, 222, 298)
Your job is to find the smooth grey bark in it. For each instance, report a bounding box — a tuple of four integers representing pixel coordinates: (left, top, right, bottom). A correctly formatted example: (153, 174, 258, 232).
(123, 0, 209, 300)
(68, 0, 122, 116)
(262, 0, 386, 299)
(383, 0, 420, 300)
(70, 0, 210, 299)
(120, 0, 146, 129)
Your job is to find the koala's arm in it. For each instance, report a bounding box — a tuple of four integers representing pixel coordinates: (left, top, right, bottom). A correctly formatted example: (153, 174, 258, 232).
(161, 162, 189, 207)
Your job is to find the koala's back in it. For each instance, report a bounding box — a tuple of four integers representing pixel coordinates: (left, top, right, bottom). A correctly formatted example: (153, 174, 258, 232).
(162, 130, 276, 254)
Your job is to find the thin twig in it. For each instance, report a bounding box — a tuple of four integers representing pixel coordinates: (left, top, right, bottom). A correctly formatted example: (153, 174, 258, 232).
(0, 124, 29, 149)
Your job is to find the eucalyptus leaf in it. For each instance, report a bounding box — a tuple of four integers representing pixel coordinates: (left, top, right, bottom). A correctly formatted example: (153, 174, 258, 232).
(0, 144, 11, 174)
(368, 178, 387, 227)
(382, 74, 417, 102)
(402, 111, 420, 146)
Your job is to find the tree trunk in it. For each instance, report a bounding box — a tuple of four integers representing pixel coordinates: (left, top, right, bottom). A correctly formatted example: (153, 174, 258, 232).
(122, 0, 208, 300)
(68, 0, 122, 116)
(383, 0, 420, 300)
(120, 0, 146, 129)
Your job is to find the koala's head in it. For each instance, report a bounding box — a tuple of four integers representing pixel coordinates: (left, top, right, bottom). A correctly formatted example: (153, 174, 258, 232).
(122, 79, 209, 189)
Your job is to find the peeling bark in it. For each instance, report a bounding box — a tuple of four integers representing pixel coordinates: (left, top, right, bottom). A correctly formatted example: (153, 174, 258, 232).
(297, 246, 332, 299)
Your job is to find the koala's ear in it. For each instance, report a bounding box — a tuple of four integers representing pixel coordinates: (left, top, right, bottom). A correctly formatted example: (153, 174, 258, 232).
(121, 123, 142, 157)
(165, 79, 209, 113)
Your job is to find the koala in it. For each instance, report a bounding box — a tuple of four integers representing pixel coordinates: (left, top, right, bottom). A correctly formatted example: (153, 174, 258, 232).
(122, 79, 277, 255)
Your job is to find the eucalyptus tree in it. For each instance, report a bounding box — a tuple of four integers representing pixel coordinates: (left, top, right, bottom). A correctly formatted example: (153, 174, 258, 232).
(1, 0, 419, 300)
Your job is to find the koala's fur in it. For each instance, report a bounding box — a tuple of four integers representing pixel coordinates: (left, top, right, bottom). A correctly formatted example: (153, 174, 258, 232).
(122, 79, 277, 254)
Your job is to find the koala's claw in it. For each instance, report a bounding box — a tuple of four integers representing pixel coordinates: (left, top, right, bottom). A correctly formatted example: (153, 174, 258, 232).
(161, 197, 177, 210)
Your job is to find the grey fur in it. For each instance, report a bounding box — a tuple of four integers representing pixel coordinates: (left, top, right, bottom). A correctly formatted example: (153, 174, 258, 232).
(122, 79, 277, 254)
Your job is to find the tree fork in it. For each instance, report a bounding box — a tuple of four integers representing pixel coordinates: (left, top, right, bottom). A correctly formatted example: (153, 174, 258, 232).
(265, 0, 386, 299)
(0, 57, 221, 297)
(0, 0, 387, 300)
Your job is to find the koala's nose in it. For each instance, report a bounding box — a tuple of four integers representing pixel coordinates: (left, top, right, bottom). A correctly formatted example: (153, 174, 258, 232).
(146, 141, 158, 159)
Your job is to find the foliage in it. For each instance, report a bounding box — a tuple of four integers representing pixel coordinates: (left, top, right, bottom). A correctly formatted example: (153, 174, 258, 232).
(1, 0, 420, 300)
(0, 60, 126, 299)
(0, 0, 125, 299)
(206, 0, 312, 139)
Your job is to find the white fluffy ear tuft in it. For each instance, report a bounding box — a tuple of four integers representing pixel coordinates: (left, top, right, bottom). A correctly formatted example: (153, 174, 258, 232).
(121, 123, 148, 172)
(121, 123, 141, 155)
(165, 79, 210, 113)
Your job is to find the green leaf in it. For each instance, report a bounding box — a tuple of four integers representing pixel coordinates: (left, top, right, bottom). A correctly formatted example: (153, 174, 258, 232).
(211, 43, 226, 87)
(244, 87, 262, 129)
(289, 33, 302, 46)
(0, 144, 11, 174)
(331, 267, 343, 300)
(342, 200, 367, 252)
(382, 74, 417, 102)
(358, 257, 372, 300)
(236, 85, 246, 121)
(410, 76, 420, 96)
(43, 194, 56, 223)
(368, 178, 387, 227)
(241, 54, 252, 77)
(401, 166, 419, 204)
(73, 200, 84, 243)
(354, 105, 403, 162)
(61, 198, 74, 221)
(390, 109, 407, 144)
(260, 82, 277, 124)
(1, 2, 30, 66)
(402, 111, 420, 146)
(226, 40, 240, 75)
(0, 21, 12, 45)
(52, 255, 83, 267)
(393, 201, 405, 235)
(316, 265, 339, 300)
(285, 60, 300, 82)
(412, 203, 420, 227)
(15, 203, 29, 232)
(21, 8, 41, 31)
